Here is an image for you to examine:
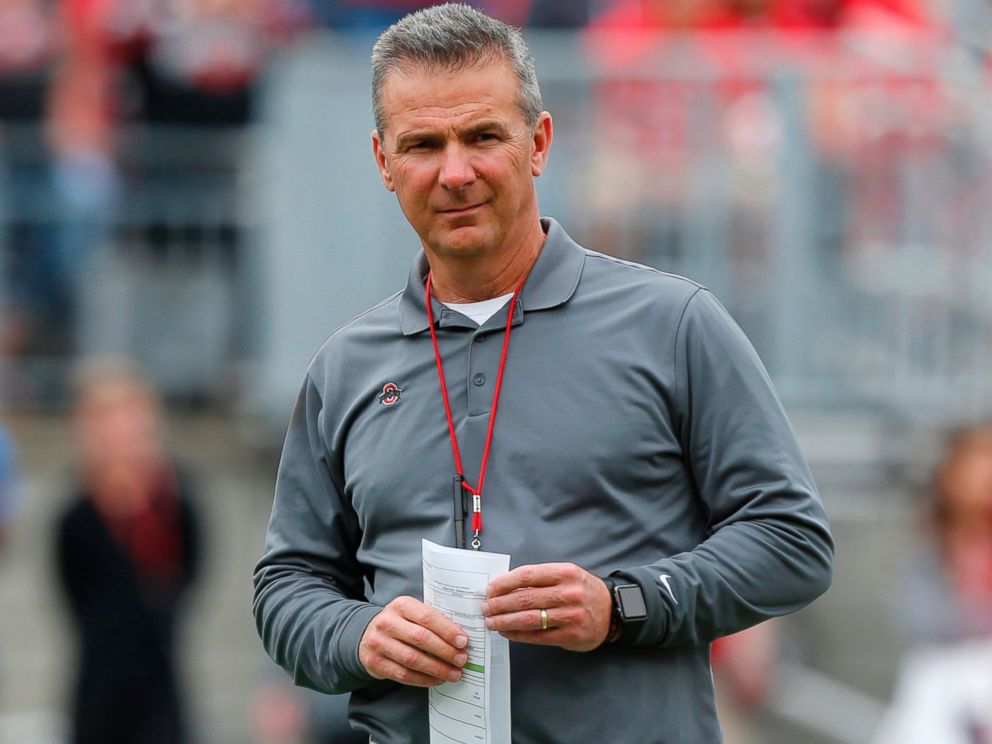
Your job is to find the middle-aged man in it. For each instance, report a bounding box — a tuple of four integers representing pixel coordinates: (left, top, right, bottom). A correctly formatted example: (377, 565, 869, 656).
(253, 5, 834, 743)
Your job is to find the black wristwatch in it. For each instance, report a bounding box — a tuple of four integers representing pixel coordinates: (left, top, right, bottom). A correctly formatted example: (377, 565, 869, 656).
(601, 576, 648, 644)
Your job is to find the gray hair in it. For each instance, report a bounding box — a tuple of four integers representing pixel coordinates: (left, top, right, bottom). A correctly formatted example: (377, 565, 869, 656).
(371, 3, 543, 135)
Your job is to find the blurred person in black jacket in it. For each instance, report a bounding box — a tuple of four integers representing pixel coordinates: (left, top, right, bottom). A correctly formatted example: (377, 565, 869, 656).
(54, 359, 200, 744)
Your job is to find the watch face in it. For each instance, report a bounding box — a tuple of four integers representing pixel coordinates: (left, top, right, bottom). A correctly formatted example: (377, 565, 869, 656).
(616, 585, 648, 621)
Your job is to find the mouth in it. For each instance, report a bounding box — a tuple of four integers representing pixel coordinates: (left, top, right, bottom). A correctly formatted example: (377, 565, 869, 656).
(438, 202, 486, 216)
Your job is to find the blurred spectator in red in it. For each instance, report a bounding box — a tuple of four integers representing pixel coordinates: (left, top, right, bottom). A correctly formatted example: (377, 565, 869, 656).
(0, 0, 63, 359)
(251, 675, 367, 744)
(699, 0, 943, 290)
(4, 0, 307, 362)
(54, 358, 201, 744)
(0, 0, 57, 118)
(896, 425, 992, 643)
(872, 424, 992, 744)
(578, 1, 714, 263)
(0, 420, 24, 552)
(250, 676, 308, 744)
(698, 0, 930, 28)
(711, 621, 779, 744)
(579, 0, 944, 275)
(43, 0, 308, 243)
(48, 0, 308, 133)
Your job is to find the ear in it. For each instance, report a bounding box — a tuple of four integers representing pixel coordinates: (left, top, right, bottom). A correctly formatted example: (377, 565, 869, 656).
(371, 129, 395, 192)
(530, 112, 553, 177)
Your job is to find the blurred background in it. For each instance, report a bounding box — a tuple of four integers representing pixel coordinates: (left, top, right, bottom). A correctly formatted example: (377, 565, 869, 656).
(2, 0, 992, 742)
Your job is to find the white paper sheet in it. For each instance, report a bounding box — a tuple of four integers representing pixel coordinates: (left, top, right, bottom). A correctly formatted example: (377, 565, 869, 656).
(422, 539, 512, 744)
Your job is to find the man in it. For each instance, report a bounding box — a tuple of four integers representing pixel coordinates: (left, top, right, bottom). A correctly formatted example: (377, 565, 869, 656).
(253, 5, 834, 743)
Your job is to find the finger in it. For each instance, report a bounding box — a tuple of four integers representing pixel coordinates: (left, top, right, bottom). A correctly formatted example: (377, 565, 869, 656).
(371, 655, 456, 688)
(376, 608, 468, 667)
(486, 604, 593, 634)
(482, 585, 571, 617)
(375, 634, 465, 683)
(497, 628, 602, 652)
(485, 607, 552, 634)
(498, 629, 569, 646)
(394, 598, 469, 652)
(390, 600, 468, 663)
(486, 563, 578, 598)
(497, 616, 607, 653)
(500, 628, 606, 652)
(361, 637, 455, 686)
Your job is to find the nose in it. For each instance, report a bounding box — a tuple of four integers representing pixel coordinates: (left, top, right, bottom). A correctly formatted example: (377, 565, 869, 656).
(437, 143, 476, 190)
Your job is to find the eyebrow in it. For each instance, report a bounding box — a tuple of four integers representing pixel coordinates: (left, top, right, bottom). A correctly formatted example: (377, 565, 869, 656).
(463, 120, 509, 138)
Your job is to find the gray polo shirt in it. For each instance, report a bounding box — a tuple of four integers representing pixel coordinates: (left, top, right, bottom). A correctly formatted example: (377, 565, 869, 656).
(253, 218, 833, 744)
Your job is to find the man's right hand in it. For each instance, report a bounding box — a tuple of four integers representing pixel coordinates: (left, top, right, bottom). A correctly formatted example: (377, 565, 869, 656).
(358, 596, 469, 687)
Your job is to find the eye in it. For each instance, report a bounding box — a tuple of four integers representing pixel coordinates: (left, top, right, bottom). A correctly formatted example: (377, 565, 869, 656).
(476, 132, 499, 143)
(403, 138, 437, 153)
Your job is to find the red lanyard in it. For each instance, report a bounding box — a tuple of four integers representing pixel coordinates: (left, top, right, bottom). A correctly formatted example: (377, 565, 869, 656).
(425, 273, 523, 550)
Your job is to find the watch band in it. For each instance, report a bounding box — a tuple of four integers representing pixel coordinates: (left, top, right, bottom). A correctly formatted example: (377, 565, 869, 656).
(601, 576, 648, 646)
(601, 576, 623, 644)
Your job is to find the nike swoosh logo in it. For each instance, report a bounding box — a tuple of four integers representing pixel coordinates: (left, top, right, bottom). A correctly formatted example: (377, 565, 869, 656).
(659, 574, 678, 604)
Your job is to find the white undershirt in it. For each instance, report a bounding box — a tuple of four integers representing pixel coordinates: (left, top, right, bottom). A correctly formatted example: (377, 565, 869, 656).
(441, 292, 514, 326)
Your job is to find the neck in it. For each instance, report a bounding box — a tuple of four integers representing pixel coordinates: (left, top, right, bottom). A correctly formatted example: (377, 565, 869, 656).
(426, 220, 545, 303)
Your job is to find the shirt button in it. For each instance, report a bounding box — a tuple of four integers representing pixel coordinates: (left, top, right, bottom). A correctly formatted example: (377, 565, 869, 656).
(473, 373, 486, 386)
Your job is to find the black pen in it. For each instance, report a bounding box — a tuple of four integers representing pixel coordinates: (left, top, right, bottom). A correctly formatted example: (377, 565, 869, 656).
(452, 474, 465, 549)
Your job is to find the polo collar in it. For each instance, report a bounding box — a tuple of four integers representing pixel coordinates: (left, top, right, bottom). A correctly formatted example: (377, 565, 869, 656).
(398, 217, 585, 336)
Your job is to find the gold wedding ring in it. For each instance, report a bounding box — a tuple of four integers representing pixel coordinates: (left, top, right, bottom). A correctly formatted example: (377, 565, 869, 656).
(540, 608, 549, 631)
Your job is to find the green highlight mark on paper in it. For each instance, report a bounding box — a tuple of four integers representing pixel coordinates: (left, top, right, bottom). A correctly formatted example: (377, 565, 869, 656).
(463, 662, 484, 674)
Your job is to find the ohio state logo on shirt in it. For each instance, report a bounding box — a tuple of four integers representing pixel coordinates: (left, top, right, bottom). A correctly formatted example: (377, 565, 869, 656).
(377, 382, 403, 406)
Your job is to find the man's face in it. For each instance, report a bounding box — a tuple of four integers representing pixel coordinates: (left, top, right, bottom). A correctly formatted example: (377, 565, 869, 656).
(372, 59, 552, 263)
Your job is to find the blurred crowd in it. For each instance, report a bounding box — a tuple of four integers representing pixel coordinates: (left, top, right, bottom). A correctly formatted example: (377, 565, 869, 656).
(1, 0, 978, 371)
(0, 0, 309, 363)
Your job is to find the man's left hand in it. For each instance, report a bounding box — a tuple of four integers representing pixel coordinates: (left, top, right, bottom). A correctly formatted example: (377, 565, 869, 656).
(481, 563, 612, 652)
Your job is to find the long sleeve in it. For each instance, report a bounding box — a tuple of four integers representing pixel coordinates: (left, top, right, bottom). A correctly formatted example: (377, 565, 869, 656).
(252, 374, 380, 693)
(612, 288, 834, 647)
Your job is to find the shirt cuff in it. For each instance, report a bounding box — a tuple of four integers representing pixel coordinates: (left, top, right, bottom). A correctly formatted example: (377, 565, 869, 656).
(609, 566, 673, 647)
(336, 603, 383, 686)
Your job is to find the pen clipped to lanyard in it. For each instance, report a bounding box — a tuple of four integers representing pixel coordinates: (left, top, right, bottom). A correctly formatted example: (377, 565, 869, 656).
(452, 474, 466, 549)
